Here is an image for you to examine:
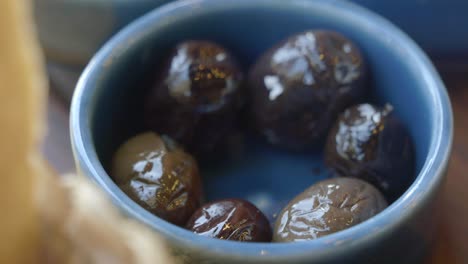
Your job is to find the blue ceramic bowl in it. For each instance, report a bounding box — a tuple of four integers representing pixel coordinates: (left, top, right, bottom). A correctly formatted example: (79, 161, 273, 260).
(71, 0, 453, 263)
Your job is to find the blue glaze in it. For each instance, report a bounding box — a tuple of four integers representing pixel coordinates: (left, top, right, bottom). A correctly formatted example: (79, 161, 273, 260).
(71, 0, 453, 263)
(202, 139, 328, 223)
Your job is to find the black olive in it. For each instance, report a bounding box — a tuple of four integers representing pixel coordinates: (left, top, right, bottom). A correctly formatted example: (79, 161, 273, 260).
(248, 30, 367, 150)
(144, 41, 244, 158)
(111, 132, 203, 226)
(325, 103, 415, 201)
(186, 199, 272, 242)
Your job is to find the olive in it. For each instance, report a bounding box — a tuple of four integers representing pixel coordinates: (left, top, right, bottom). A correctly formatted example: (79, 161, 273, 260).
(111, 132, 203, 226)
(144, 40, 244, 157)
(186, 199, 272, 242)
(248, 30, 367, 150)
(324, 103, 415, 201)
(274, 178, 387, 242)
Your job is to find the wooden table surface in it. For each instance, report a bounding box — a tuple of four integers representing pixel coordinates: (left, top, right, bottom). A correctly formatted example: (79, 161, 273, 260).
(43, 72, 468, 264)
(427, 73, 468, 264)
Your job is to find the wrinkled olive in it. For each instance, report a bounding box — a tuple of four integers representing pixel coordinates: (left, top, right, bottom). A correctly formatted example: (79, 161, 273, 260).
(111, 132, 203, 226)
(144, 41, 244, 157)
(325, 103, 415, 201)
(274, 178, 387, 242)
(186, 198, 272, 242)
(249, 30, 367, 150)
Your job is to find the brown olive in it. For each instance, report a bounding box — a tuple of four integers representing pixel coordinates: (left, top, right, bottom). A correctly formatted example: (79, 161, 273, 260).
(324, 103, 415, 201)
(248, 30, 367, 150)
(274, 178, 387, 242)
(111, 132, 203, 226)
(186, 199, 272, 242)
(144, 40, 244, 157)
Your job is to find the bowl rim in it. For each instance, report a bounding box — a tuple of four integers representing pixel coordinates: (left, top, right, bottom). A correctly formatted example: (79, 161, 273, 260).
(70, 0, 453, 261)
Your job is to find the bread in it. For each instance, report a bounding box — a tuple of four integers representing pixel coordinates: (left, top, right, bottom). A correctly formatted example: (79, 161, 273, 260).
(40, 174, 174, 264)
(0, 0, 47, 262)
(0, 1, 174, 263)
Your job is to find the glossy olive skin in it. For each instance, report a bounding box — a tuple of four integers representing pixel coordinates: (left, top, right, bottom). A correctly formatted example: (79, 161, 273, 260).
(186, 199, 272, 242)
(248, 30, 367, 150)
(111, 132, 203, 226)
(274, 178, 387, 242)
(144, 40, 244, 157)
(325, 103, 415, 201)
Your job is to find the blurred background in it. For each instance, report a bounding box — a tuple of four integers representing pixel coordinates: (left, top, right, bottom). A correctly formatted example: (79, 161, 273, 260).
(36, 0, 467, 263)
(35, 0, 468, 101)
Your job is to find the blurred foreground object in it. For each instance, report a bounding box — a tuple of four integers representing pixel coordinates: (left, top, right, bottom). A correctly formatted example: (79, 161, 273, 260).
(40, 173, 175, 264)
(0, 0, 173, 263)
(0, 0, 48, 262)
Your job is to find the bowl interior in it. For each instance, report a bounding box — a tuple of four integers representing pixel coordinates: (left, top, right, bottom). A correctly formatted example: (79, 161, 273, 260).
(74, 1, 451, 258)
(90, 1, 431, 221)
